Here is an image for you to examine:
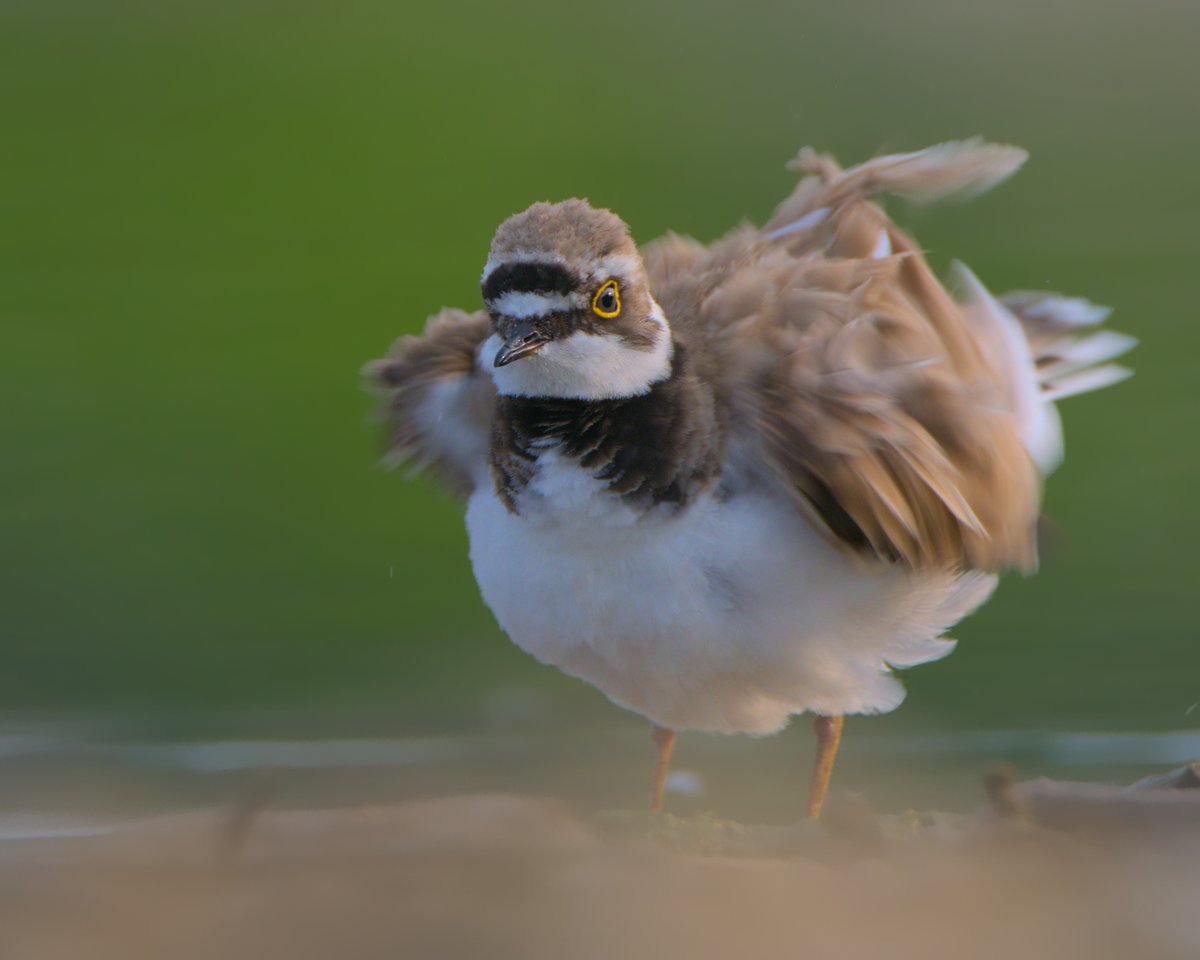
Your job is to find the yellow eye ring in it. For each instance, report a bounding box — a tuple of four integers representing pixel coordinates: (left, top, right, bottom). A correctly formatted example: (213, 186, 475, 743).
(591, 279, 621, 318)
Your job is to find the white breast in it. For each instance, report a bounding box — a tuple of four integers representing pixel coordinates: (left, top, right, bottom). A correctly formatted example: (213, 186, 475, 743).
(466, 458, 996, 734)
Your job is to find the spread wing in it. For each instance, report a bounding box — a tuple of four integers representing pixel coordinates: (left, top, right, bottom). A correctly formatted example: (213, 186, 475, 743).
(362, 308, 495, 497)
(645, 139, 1046, 571)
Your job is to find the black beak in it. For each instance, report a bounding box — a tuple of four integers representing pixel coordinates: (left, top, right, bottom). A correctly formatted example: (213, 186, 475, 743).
(493, 321, 550, 367)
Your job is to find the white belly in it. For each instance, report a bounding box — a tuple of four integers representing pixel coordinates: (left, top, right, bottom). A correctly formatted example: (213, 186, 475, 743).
(465, 457, 995, 734)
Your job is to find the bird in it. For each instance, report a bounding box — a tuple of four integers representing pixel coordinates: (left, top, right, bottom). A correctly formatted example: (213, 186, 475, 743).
(364, 139, 1134, 819)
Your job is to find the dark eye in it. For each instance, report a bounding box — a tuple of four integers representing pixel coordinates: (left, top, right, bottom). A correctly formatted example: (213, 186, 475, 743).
(592, 280, 621, 318)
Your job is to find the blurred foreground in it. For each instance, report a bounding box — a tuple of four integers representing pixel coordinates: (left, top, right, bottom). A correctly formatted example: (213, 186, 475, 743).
(3, 765, 1198, 960)
(3, 723, 1200, 957)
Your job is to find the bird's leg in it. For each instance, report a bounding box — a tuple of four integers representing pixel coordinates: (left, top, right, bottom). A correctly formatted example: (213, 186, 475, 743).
(806, 714, 844, 820)
(650, 725, 677, 812)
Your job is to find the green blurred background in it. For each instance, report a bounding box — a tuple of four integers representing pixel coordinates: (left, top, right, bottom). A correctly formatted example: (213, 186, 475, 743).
(2, 0, 1197, 738)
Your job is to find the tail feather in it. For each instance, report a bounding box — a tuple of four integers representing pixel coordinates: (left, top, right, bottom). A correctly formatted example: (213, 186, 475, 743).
(1001, 291, 1113, 330)
(1040, 364, 1134, 402)
(1035, 330, 1138, 381)
(954, 266, 1135, 475)
(1001, 292, 1137, 400)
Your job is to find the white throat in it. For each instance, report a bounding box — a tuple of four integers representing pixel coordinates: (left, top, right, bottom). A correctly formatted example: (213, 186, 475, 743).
(481, 298, 674, 400)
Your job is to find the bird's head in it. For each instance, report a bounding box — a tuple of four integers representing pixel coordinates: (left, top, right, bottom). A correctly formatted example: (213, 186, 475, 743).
(479, 199, 672, 400)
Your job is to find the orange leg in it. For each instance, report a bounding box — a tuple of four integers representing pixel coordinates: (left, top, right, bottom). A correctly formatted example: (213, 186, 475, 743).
(806, 714, 844, 820)
(650, 725, 677, 812)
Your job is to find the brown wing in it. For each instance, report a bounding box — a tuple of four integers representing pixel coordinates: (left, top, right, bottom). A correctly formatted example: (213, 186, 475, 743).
(645, 140, 1041, 571)
(362, 308, 495, 497)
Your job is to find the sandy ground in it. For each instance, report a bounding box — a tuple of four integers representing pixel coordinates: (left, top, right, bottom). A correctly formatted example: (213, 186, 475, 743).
(2, 778, 1198, 960)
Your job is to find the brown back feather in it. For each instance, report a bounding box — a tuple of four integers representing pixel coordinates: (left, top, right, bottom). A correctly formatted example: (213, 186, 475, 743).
(370, 140, 1054, 568)
(646, 140, 1041, 571)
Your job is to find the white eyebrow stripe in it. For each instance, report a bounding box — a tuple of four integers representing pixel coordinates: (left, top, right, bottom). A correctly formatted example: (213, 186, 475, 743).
(483, 251, 641, 289)
(591, 253, 642, 281)
(487, 290, 584, 318)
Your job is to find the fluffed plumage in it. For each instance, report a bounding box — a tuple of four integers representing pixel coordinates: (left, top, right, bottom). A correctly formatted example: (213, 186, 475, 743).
(364, 139, 1133, 739)
(368, 139, 1129, 569)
